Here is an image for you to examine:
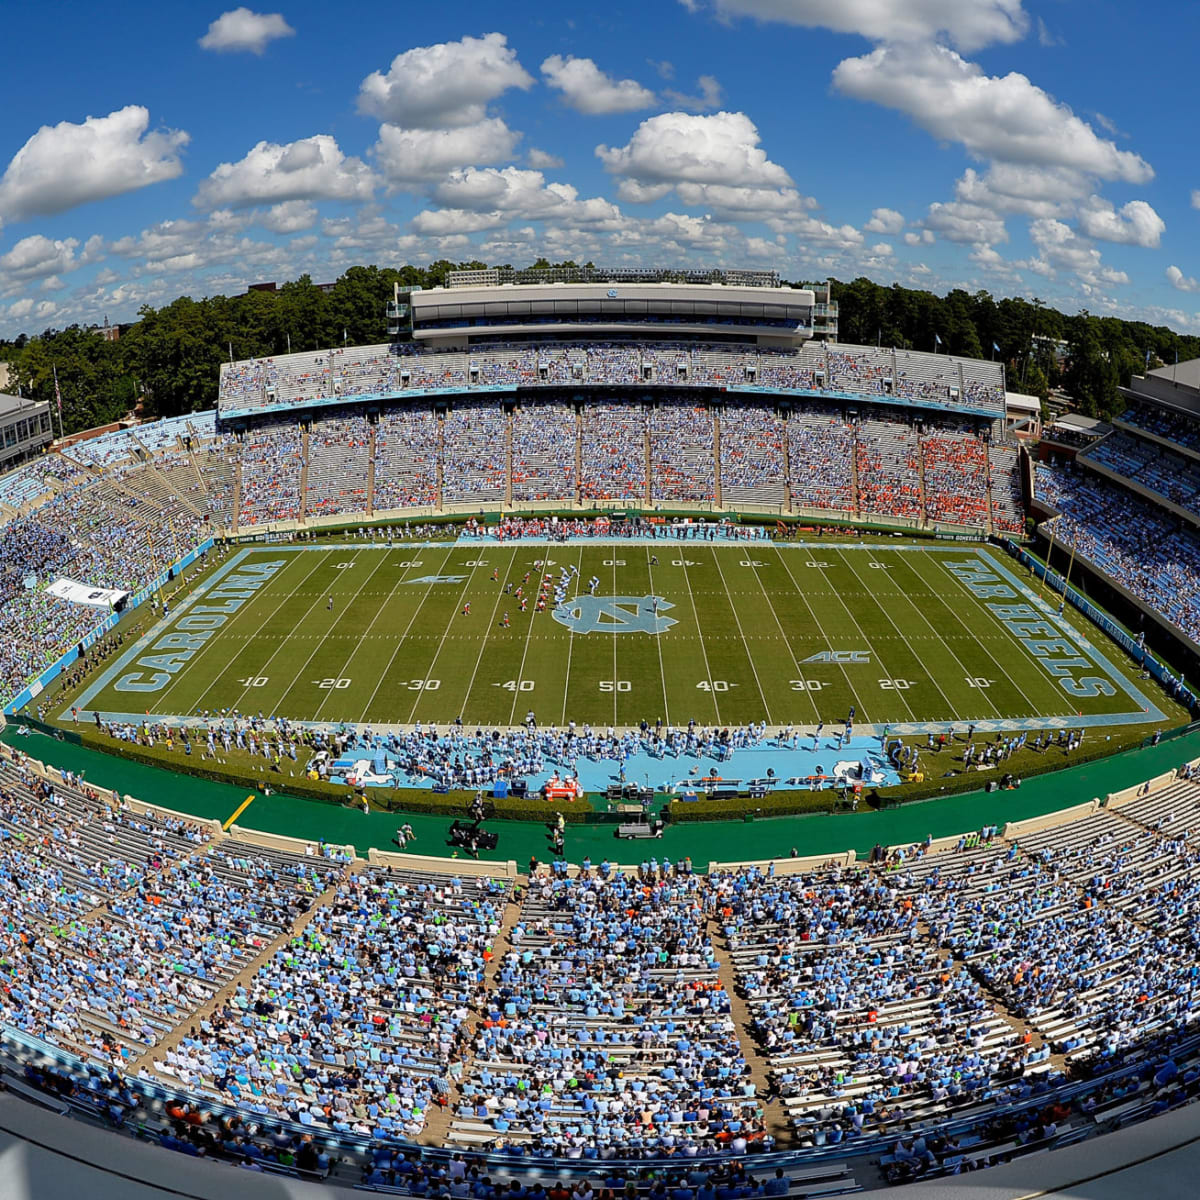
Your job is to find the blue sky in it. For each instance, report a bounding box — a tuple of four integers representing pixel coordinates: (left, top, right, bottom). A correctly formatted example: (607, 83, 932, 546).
(0, 0, 1197, 338)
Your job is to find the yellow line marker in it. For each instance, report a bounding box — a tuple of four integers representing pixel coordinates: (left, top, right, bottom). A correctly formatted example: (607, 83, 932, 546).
(223, 795, 255, 831)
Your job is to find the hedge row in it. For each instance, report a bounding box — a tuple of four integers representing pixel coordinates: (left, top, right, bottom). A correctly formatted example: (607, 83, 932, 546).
(667, 791, 838, 821)
(76, 731, 594, 822)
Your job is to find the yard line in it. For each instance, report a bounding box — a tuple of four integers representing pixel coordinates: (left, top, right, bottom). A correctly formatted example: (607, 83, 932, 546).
(708, 548, 774, 725)
(178, 550, 334, 717)
(311, 550, 431, 722)
(356, 546, 459, 723)
(744, 551, 820, 724)
(268, 549, 395, 717)
(909, 548, 1068, 716)
(801, 549, 918, 723)
(404, 556, 490, 724)
(676, 549, 724, 725)
(834, 548, 964, 720)
(610, 551, 619, 725)
(559, 545, 586, 727)
(459, 547, 519, 716)
(645, 548, 672, 726)
(769, 545, 871, 724)
(514, 545, 569, 727)
(878, 547, 1033, 719)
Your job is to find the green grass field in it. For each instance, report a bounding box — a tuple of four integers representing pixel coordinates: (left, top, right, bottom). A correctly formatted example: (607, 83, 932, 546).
(74, 539, 1164, 732)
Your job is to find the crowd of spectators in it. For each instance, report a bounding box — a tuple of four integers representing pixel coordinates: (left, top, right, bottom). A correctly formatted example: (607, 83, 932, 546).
(1035, 462, 1200, 643)
(651, 402, 716, 503)
(511, 402, 577, 503)
(217, 340, 1007, 418)
(373, 408, 438, 511)
(581, 402, 648, 501)
(306, 410, 371, 519)
(239, 420, 303, 525)
(855, 420, 922, 520)
(444, 403, 509, 504)
(921, 427, 988, 527)
(787, 409, 855, 512)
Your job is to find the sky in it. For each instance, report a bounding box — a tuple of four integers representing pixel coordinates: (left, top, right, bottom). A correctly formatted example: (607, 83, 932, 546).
(0, 0, 1198, 340)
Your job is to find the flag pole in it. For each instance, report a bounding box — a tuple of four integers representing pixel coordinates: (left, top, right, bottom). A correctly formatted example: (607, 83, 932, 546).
(51, 364, 65, 440)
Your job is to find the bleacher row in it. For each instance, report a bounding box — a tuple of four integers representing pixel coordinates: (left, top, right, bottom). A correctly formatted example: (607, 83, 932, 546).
(7, 742, 1200, 1189)
(217, 340, 1008, 418)
(233, 400, 1021, 530)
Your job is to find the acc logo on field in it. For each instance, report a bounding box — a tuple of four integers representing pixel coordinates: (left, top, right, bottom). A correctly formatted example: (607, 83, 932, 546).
(405, 574, 468, 585)
(553, 594, 677, 635)
(804, 650, 871, 664)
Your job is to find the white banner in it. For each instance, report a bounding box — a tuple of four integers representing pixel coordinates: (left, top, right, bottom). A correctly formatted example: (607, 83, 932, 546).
(47, 578, 130, 609)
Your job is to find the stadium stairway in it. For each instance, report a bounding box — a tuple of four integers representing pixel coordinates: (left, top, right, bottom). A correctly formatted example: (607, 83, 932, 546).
(708, 913, 794, 1147)
(848, 435, 860, 516)
(367, 423, 376, 516)
(916, 438, 928, 516)
(420, 882, 525, 1148)
(299, 424, 311, 522)
(123, 864, 350, 1078)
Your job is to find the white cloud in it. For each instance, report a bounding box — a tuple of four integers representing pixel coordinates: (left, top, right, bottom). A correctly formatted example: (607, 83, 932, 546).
(527, 148, 563, 169)
(1028, 218, 1129, 287)
(870, 242, 894, 256)
(924, 199, 1008, 244)
(597, 111, 791, 188)
(194, 134, 375, 208)
(373, 119, 520, 185)
(416, 166, 623, 234)
(1192, 190, 1200, 210)
(0, 106, 187, 223)
(1077, 197, 1164, 247)
(663, 75, 724, 112)
(198, 8, 294, 54)
(951, 163, 1088, 219)
(1167, 265, 1200, 293)
(833, 44, 1152, 183)
(904, 229, 935, 245)
(674, 182, 813, 219)
(257, 199, 318, 233)
(357, 33, 533, 128)
(540, 55, 655, 115)
(0, 235, 79, 286)
(864, 207, 904, 234)
(702, 0, 1029, 52)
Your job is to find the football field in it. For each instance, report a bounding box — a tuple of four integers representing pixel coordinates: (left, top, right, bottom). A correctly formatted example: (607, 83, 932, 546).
(76, 540, 1164, 732)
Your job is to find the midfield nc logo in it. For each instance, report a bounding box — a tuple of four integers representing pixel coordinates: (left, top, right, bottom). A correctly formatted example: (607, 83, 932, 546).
(553, 595, 677, 635)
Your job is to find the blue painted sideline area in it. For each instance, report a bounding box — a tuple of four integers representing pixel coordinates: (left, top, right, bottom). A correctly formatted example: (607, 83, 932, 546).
(321, 731, 899, 794)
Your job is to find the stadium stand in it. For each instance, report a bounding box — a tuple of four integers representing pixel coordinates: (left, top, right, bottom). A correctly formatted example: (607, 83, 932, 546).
(581, 400, 648, 502)
(238, 419, 303, 526)
(855, 419, 922, 520)
(4, 739, 1200, 1190)
(510, 400, 577, 503)
(718, 402, 787, 508)
(650, 400, 716, 503)
(373, 406, 438, 511)
(787, 406, 855, 513)
(306, 409, 371, 519)
(443, 402, 509, 505)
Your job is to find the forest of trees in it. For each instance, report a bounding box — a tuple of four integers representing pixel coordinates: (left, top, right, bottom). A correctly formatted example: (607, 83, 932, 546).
(2, 261, 1194, 436)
